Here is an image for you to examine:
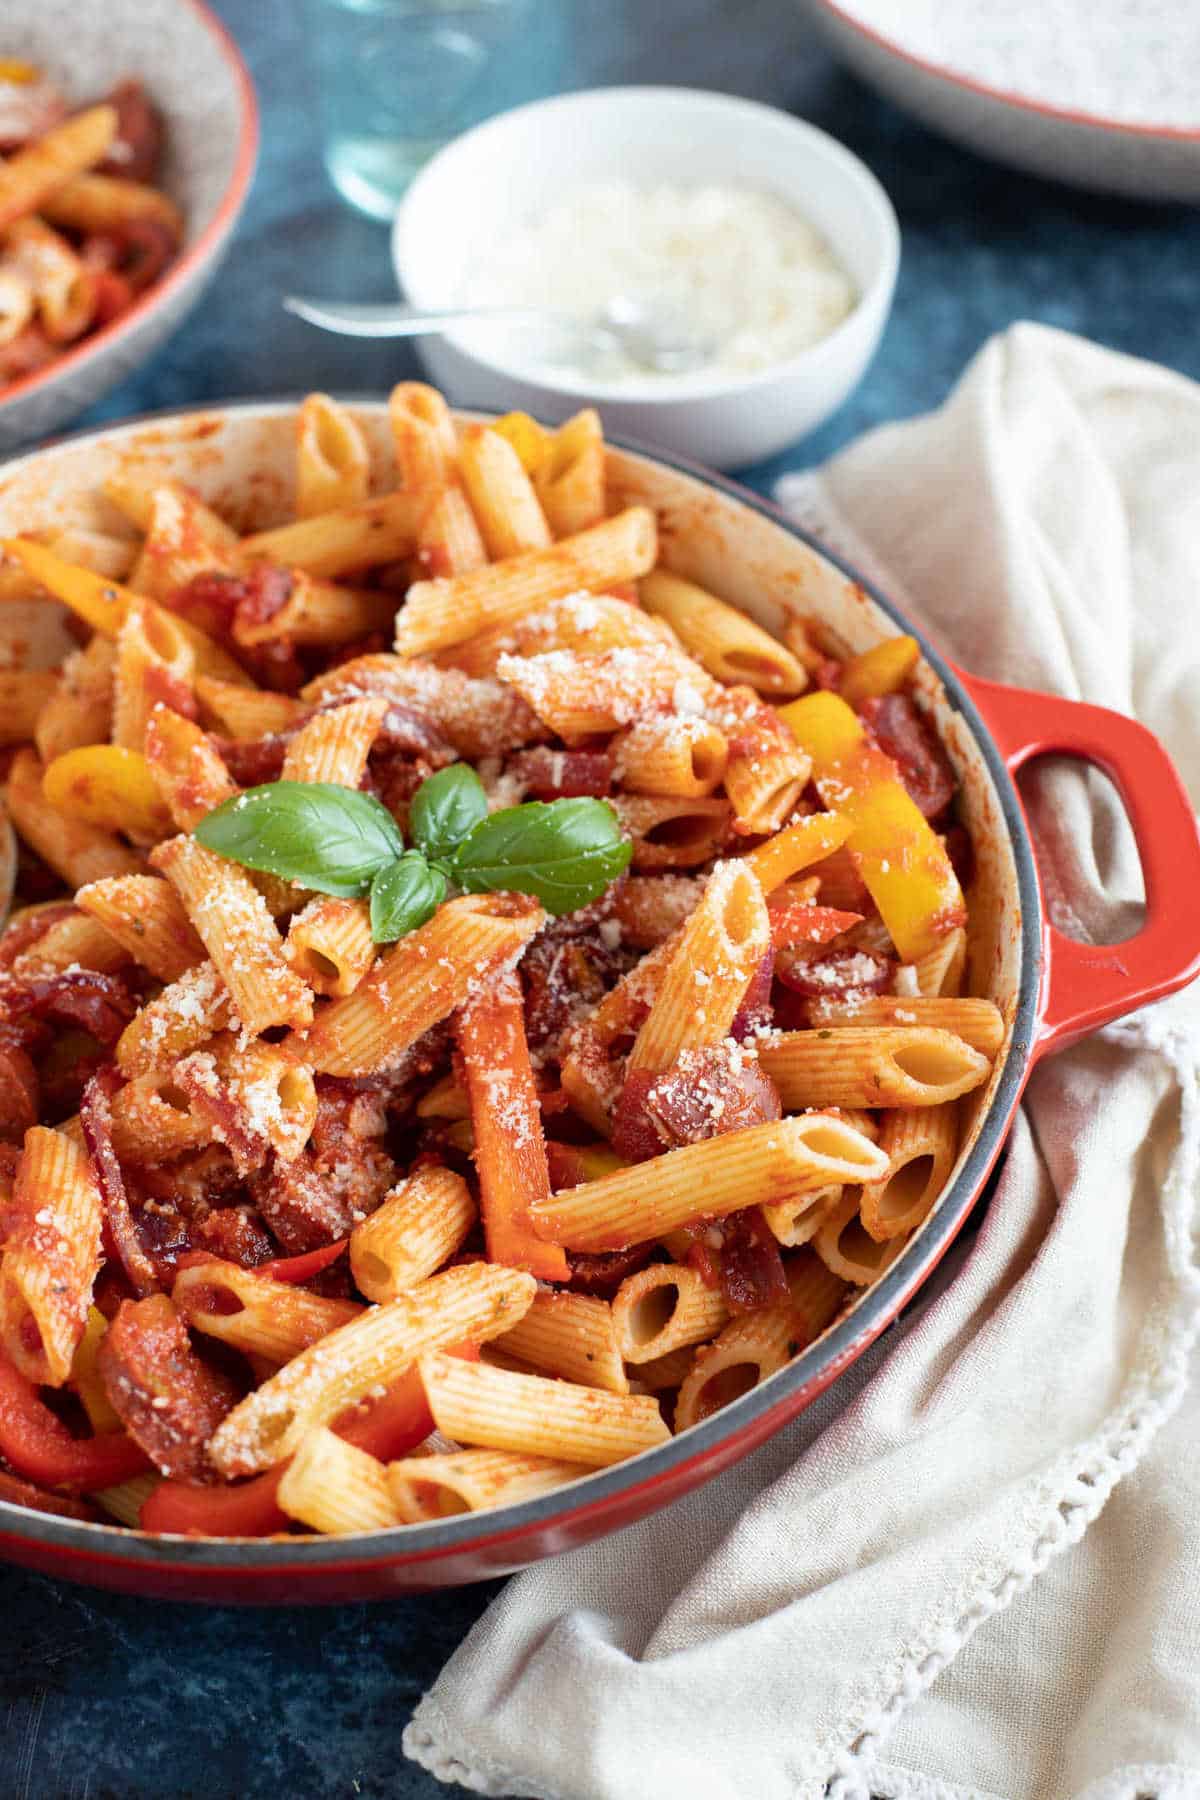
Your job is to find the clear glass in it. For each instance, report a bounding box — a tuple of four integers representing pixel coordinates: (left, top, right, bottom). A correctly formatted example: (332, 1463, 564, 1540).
(305, 0, 567, 221)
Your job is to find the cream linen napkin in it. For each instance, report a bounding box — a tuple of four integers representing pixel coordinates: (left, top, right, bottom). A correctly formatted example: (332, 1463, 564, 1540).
(403, 324, 1200, 1800)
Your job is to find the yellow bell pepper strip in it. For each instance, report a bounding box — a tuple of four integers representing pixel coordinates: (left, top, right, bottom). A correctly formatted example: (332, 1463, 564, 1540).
(490, 411, 549, 476)
(778, 691, 965, 962)
(43, 745, 173, 841)
(69, 1307, 125, 1436)
(839, 634, 920, 706)
(2, 538, 251, 685)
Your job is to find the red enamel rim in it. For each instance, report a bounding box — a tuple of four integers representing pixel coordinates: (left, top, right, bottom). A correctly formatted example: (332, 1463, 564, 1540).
(813, 0, 1200, 142)
(0, 399, 1047, 1581)
(0, 0, 260, 411)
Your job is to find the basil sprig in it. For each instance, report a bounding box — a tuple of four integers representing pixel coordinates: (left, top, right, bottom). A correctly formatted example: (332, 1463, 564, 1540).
(453, 798, 634, 914)
(409, 763, 488, 865)
(194, 763, 631, 943)
(368, 850, 447, 944)
(191, 782, 403, 898)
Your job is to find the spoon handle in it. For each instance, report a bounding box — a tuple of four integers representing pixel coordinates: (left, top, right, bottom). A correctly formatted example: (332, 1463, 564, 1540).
(282, 296, 560, 339)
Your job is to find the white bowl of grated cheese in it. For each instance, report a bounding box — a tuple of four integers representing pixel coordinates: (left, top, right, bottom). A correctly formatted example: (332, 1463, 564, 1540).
(391, 87, 899, 469)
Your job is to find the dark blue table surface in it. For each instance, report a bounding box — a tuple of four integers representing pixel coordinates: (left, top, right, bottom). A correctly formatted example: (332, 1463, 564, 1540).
(6, 3, 1199, 1795)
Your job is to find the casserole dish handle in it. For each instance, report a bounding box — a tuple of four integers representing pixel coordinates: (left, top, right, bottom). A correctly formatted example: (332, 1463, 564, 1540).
(958, 672, 1200, 1058)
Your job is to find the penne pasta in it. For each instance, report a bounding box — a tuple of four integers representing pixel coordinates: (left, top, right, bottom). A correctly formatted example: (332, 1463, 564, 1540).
(278, 1428, 400, 1534)
(235, 491, 425, 580)
(387, 1447, 586, 1522)
(208, 1262, 537, 1476)
(394, 506, 657, 657)
(529, 1112, 889, 1253)
(389, 383, 488, 579)
(115, 960, 230, 1077)
(388, 382, 459, 489)
(627, 860, 769, 1074)
(813, 1190, 908, 1284)
(0, 1125, 103, 1386)
(758, 1027, 991, 1110)
(4, 216, 94, 343)
(417, 1351, 670, 1467)
(103, 472, 239, 545)
(640, 569, 809, 696)
(860, 1103, 959, 1241)
(174, 1258, 362, 1363)
(349, 1167, 477, 1301)
(458, 423, 552, 558)
(714, 687, 811, 834)
(613, 712, 728, 798)
(496, 645, 710, 743)
(150, 835, 314, 1036)
(284, 895, 376, 997)
(75, 873, 207, 982)
(610, 1263, 729, 1364)
(301, 653, 541, 759)
(445, 591, 676, 679)
(914, 926, 968, 998)
(9, 909, 127, 976)
(0, 669, 56, 743)
(193, 676, 306, 740)
(109, 1069, 217, 1162)
(805, 995, 1005, 1057)
(230, 574, 396, 649)
(298, 893, 542, 1077)
(760, 1183, 843, 1250)
(614, 793, 732, 870)
(34, 635, 117, 764)
(279, 695, 389, 785)
(673, 1253, 847, 1430)
(0, 104, 117, 232)
(42, 170, 183, 238)
(493, 1289, 628, 1395)
(124, 482, 233, 601)
(143, 704, 237, 830)
(295, 394, 371, 519)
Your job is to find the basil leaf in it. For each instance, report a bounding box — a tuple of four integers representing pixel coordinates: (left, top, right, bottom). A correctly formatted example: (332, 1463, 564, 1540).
(369, 851, 447, 943)
(450, 797, 632, 915)
(409, 763, 489, 863)
(194, 782, 404, 898)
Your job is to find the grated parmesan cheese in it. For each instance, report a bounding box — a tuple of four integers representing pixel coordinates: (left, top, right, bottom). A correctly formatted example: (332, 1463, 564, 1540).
(464, 182, 858, 387)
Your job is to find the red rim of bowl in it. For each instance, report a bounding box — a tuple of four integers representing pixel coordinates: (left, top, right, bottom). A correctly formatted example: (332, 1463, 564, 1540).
(813, 0, 1200, 144)
(0, 0, 260, 412)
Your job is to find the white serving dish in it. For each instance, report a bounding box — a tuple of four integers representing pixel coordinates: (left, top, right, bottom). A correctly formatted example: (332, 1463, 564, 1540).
(810, 0, 1200, 203)
(391, 86, 899, 469)
(0, 0, 258, 451)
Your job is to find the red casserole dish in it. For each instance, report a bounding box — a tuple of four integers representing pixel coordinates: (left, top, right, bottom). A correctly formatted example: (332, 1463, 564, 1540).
(0, 401, 1196, 1602)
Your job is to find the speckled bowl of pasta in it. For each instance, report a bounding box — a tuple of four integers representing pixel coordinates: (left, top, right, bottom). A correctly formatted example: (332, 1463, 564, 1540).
(0, 0, 257, 451)
(0, 394, 1194, 1603)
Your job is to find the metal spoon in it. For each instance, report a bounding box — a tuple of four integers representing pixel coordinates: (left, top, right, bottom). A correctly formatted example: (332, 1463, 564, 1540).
(282, 293, 716, 376)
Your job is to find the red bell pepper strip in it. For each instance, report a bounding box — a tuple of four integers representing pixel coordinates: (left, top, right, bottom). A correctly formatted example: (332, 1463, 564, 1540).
(0, 1351, 152, 1492)
(140, 1344, 479, 1537)
(140, 1461, 291, 1537)
(258, 1239, 349, 1284)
